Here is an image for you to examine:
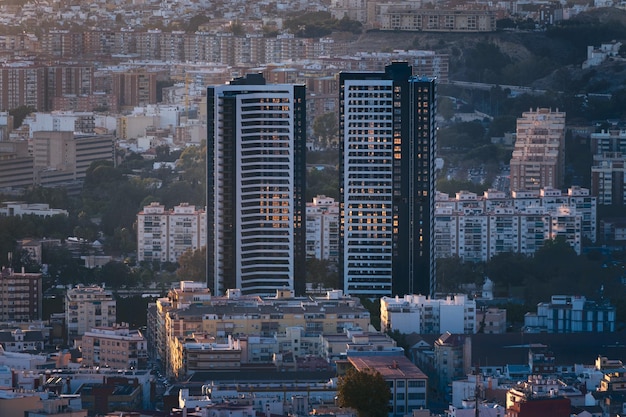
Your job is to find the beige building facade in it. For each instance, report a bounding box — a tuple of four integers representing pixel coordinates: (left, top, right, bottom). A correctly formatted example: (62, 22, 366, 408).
(65, 285, 116, 342)
(510, 108, 566, 193)
(81, 325, 147, 369)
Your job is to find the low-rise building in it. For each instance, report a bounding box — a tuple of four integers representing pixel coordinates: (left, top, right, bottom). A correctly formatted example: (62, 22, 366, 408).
(0, 141, 35, 190)
(77, 379, 142, 416)
(476, 307, 507, 334)
(80, 325, 147, 369)
(0, 202, 68, 217)
(169, 335, 241, 379)
(160, 289, 370, 377)
(25, 395, 87, 417)
(0, 329, 44, 352)
(523, 295, 615, 333)
(344, 355, 428, 415)
(380, 294, 476, 335)
(434, 333, 471, 394)
(320, 329, 398, 363)
(506, 376, 571, 417)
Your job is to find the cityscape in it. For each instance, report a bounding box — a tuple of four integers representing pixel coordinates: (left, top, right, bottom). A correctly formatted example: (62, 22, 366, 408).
(0, 0, 626, 416)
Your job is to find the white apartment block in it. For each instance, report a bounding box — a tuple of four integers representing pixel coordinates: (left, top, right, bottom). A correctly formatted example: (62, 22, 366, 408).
(25, 112, 96, 136)
(136, 202, 206, 264)
(0, 202, 68, 217)
(380, 294, 477, 335)
(434, 187, 595, 261)
(524, 295, 616, 333)
(207, 75, 307, 296)
(305, 195, 339, 262)
(65, 285, 116, 342)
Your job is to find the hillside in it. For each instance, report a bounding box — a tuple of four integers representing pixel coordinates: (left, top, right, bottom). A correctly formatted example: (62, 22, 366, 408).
(335, 8, 626, 93)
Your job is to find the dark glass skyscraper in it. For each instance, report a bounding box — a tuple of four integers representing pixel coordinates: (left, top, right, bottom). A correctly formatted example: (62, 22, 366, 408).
(340, 62, 436, 297)
(207, 74, 307, 296)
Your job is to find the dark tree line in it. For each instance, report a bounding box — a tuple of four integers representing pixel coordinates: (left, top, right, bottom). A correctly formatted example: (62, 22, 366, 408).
(436, 238, 626, 327)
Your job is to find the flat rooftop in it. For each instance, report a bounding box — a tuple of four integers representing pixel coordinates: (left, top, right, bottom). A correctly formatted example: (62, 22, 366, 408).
(348, 355, 427, 380)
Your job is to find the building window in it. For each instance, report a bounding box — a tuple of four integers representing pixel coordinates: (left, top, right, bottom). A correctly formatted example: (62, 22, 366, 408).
(408, 380, 425, 388)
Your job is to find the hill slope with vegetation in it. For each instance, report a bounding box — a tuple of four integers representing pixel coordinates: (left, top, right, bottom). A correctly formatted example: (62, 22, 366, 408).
(337, 8, 626, 92)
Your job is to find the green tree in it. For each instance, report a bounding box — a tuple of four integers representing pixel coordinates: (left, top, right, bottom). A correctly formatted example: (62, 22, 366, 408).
(11, 248, 40, 273)
(100, 261, 135, 289)
(230, 21, 245, 36)
(439, 97, 455, 121)
(177, 143, 206, 190)
(337, 368, 391, 417)
(306, 167, 339, 201)
(360, 297, 381, 331)
(306, 258, 339, 290)
(9, 105, 36, 128)
(186, 14, 210, 32)
(177, 246, 206, 282)
(312, 112, 338, 148)
(488, 115, 516, 138)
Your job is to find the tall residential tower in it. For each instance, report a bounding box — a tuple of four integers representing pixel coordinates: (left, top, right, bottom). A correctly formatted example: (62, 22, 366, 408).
(510, 108, 566, 193)
(207, 74, 306, 296)
(340, 62, 436, 297)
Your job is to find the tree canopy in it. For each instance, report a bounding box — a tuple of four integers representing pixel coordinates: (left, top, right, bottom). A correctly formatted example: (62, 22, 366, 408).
(284, 11, 362, 37)
(177, 246, 206, 282)
(312, 112, 338, 148)
(337, 368, 391, 417)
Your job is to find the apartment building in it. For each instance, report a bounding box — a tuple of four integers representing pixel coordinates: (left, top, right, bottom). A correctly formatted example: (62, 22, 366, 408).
(380, 294, 477, 335)
(207, 74, 307, 296)
(510, 108, 566, 193)
(0, 64, 47, 111)
(169, 336, 241, 379)
(476, 307, 507, 334)
(80, 325, 148, 369)
(321, 329, 399, 363)
(378, 8, 497, 32)
(433, 333, 472, 394)
(590, 130, 626, 205)
(46, 65, 94, 110)
(0, 267, 42, 322)
(65, 285, 116, 342)
(524, 295, 615, 333)
(32, 131, 114, 188)
(136, 202, 206, 264)
(27, 112, 96, 135)
(340, 62, 437, 297)
(434, 187, 596, 260)
(148, 281, 215, 366)
(506, 376, 571, 417)
(592, 155, 626, 205)
(111, 70, 157, 109)
(159, 289, 369, 376)
(306, 195, 340, 262)
(346, 355, 428, 415)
